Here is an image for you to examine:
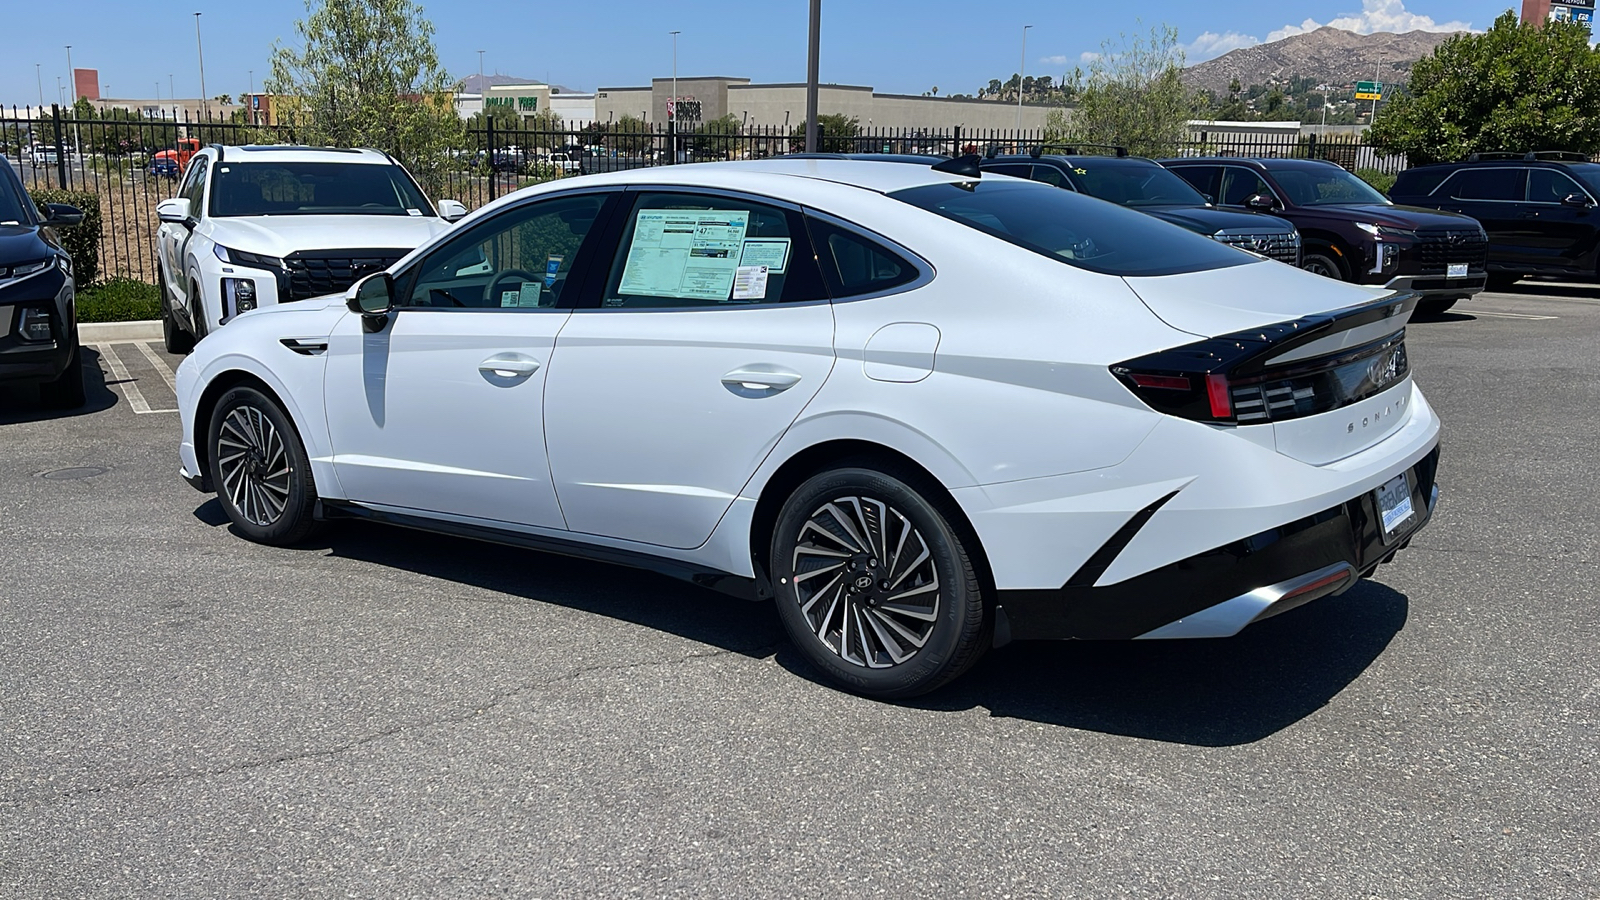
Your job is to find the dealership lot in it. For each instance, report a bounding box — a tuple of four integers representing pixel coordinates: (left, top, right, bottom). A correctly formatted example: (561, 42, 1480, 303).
(2, 287, 1596, 897)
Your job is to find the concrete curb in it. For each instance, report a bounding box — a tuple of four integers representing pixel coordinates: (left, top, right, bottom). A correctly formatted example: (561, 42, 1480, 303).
(80, 320, 162, 342)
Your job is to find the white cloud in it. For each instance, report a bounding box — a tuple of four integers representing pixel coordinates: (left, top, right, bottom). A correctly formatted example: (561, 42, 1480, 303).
(1183, 31, 1261, 62)
(1080, 51, 1103, 64)
(1040, 54, 1072, 66)
(1266, 0, 1474, 42)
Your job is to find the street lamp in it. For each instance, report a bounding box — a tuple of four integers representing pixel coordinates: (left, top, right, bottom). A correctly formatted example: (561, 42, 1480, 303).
(805, 0, 820, 152)
(195, 12, 208, 118)
(669, 30, 681, 162)
(477, 49, 485, 114)
(36, 63, 44, 109)
(65, 45, 74, 105)
(1016, 24, 1032, 134)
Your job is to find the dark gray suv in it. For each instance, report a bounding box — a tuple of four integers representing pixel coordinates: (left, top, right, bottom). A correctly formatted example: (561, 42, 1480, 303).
(0, 156, 85, 408)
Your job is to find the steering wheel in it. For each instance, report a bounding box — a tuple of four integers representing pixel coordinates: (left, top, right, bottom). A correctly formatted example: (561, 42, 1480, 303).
(485, 269, 544, 307)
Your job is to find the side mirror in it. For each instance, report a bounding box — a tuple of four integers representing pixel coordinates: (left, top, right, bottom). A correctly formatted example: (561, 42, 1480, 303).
(437, 199, 468, 223)
(1561, 192, 1595, 209)
(1245, 193, 1277, 211)
(346, 272, 394, 332)
(156, 198, 192, 225)
(44, 203, 84, 226)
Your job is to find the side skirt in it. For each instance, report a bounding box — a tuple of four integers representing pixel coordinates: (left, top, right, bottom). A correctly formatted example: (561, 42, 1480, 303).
(318, 500, 762, 601)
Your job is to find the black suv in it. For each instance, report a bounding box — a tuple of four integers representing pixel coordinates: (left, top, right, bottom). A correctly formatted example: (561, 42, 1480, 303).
(982, 149, 1302, 266)
(1388, 152, 1600, 291)
(1163, 157, 1488, 315)
(0, 156, 85, 408)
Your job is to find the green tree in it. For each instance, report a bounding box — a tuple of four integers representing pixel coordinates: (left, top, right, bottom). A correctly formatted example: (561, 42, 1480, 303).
(71, 97, 96, 120)
(1068, 24, 1200, 158)
(608, 114, 651, 155)
(1368, 12, 1600, 164)
(692, 113, 742, 159)
(789, 113, 860, 152)
(266, 0, 463, 193)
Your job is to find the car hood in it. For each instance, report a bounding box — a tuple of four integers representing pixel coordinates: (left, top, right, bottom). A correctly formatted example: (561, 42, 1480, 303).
(1143, 206, 1295, 235)
(1309, 203, 1481, 230)
(0, 224, 52, 266)
(1123, 259, 1392, 336)
(205, 214, 450, 257)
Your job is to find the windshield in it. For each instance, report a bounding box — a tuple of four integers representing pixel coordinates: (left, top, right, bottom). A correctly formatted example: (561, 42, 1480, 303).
(208, 161, 435, 217)
(891, 180, 1251, 277)
(1272, 167, 1391, 207)
(1071, 163, 1210, 207)
(0, 164, 31, 224)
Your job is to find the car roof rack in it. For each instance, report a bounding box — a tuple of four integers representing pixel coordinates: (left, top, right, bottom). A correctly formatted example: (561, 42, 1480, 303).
(931, 154, 982, 178)
(1030, 142, 1130, 159)
(209, 143, 224, 163)
(1465, 150, 1592, 162)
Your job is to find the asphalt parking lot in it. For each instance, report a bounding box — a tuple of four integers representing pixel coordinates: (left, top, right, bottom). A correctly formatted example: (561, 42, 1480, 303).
(2, 285, 1597, 899)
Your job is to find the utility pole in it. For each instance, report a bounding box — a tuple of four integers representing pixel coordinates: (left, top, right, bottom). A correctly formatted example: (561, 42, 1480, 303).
(1371, 56, 1382, 123)
(804, 0, 820, 152)
(670, 30, 680, 162)
(65, 45, 74, 106)
(477, 49, 485, 115)
(36, 64, 44, 108)
(195, 12, 208, 118)
(1016, 24, 1032, 134)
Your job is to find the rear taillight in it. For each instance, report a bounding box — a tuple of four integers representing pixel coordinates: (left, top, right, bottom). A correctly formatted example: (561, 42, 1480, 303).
(1112, 297, 1416, 425)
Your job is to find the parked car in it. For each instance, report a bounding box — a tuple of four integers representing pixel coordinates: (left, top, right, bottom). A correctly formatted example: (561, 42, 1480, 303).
(153, 145, 469, 353)
(1163, 157, 1488, 315)
(29, 147, 60, 169)
(174, 158, 1441, 699)
(1387, 151, 1600, 292)
(150, 138, 200, 179)
(0, 154, 85, 408)
(982, 149, 1302, 265)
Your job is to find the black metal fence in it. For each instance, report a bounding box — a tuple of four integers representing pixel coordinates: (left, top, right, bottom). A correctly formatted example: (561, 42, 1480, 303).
(0, 103, 1427, 286)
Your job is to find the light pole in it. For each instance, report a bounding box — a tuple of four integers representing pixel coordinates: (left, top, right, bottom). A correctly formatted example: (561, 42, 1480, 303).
(669, 30, 680, 162)
(477, 49, 485, 114)
(804, 0, 820, 152)
(248, 69, 254, 124)
(65, 45, 74, 105)
(1016, 24, 1032, 134)
(195, 12, 208, 118)
(36, 63, 44, 109)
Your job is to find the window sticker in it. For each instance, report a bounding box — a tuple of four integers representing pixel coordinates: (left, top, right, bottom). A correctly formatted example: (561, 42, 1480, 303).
(731, 265, 769, 301)
(618, 208, 750, 301)
(500, 289, 521, 308)
(739, 238, 790, 274)
(518, 281, 542, 307)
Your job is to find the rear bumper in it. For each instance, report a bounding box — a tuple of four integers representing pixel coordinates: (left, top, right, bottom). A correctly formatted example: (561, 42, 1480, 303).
(994, 445, 1440, 642)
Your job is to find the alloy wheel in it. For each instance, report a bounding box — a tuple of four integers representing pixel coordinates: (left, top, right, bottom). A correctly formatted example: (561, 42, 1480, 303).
(790, 495, 941, 669)
(216, 404, 292, 527)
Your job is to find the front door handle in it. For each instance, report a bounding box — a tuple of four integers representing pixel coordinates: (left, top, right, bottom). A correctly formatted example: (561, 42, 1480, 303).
(479, 355, 541, 379)
(721, 366, 802, 394)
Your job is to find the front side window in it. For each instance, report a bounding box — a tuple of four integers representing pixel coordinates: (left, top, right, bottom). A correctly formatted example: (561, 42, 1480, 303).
(1270, 166, 1393, 206)
(1442, 168, 1525, 202)
(891, 180, 1250, 277)
(404, 193, 608, 309)
(181, 156, 209, 210)
(1528, 168, 1589, 204)
(598, 192, 825, 308)
(0, 168, 30, 223)
(209, 161, 434, 218)
(1168, 166, 1222, 201)
(1220, 168, 1276, 206)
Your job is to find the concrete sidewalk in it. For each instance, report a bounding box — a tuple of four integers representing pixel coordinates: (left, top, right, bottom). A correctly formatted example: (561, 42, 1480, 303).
(80, 320, 162, 342)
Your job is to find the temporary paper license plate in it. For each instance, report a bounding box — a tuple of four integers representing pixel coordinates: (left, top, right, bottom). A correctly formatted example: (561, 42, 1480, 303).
(1447, 263, 1469, 278)
(1376, 473, 1415, 538)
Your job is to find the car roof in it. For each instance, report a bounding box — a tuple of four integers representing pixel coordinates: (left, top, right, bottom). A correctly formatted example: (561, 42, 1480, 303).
(986, 154, 1159, 167)
(568, 158, 988, 195)
(202, 145, 396, 165)
(1401, 157, 1600, 171)
(779, 153, 951, 164)
(1162, 157, 1341, 170)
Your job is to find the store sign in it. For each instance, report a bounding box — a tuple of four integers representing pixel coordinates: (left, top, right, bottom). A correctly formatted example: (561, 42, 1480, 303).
(1550, 0, 1595, 27)
(668, 97, 702, 122)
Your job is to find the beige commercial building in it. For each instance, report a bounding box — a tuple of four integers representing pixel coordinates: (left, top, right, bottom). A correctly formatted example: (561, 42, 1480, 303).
(595, 77, 1058, 133)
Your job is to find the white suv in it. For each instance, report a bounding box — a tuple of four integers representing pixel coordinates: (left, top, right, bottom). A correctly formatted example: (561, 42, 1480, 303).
(154, 145, 467, 352)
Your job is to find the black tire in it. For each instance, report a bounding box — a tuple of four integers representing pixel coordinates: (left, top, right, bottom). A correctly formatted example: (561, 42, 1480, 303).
(207, 386, 324, 546)
(770, 465, 987, 699)
(161, 272, 194, 354)
(1301, 251, 1346, 281)
(189, 281, 209, 343)
(39, 340, 85, 409)
(1416, 298, 1458, 317)
(1486, 273, 1519, 292)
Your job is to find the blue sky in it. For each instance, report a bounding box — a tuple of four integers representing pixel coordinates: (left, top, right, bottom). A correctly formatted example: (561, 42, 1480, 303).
(4, 0, 1518, 107)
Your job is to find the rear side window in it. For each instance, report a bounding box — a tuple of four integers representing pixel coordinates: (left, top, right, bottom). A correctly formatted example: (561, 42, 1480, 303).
(1442, 168, 1526, 201)
(891, 180, 1249, 277)
(985, 163, 1031, 179)
(1029, 165, 1071, 188)
(806, 217, 920, 298)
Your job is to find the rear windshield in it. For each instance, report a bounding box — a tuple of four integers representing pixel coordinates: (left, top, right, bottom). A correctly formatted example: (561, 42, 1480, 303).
(209, 161, 434, 217)
(1070, 163, 1210, 207)
(890, 180, 1251, 277)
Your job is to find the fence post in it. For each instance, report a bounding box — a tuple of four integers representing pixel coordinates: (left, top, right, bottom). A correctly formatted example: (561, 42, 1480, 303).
(953, 125, 962, 156)
(51, 105, 68, 189)
(486, 113, 497, 202)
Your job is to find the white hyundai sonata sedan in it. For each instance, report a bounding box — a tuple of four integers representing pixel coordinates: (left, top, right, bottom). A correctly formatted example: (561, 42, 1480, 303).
(175, 157, 1441, 698)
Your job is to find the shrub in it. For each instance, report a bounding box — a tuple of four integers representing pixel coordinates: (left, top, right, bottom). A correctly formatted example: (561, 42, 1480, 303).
(1355, 168, 1397, 195)
(77, 277, 161, 323)
(29, 188, 101, 285)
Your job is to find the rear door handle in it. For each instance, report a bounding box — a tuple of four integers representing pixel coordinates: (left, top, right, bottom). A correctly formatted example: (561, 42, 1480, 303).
(479, 355, 541, 379)
(721, 366, 802, 394)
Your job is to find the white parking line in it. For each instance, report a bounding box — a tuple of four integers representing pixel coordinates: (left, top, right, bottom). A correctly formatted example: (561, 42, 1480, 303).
(132, 341, 180, 394)
(89, 342, 177, 414)
(1471, 311, 1561, 320)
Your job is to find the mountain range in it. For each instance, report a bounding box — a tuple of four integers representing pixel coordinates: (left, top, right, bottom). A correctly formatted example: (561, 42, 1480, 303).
(1182, 26, 1462, 96)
